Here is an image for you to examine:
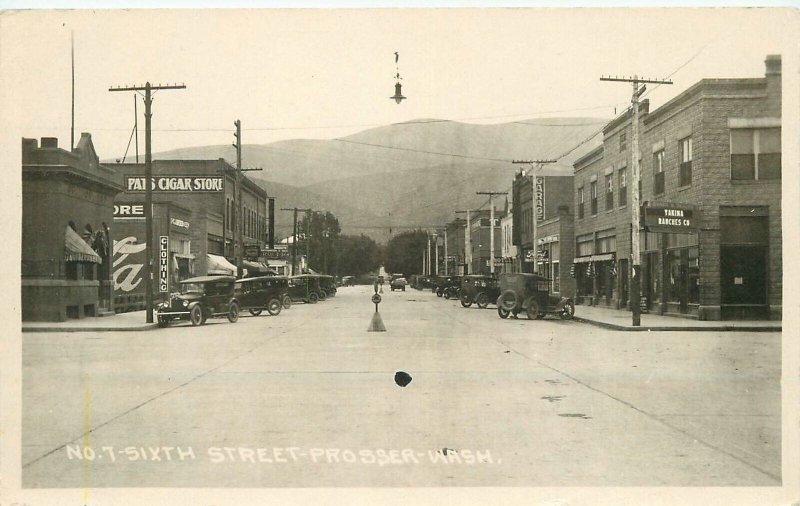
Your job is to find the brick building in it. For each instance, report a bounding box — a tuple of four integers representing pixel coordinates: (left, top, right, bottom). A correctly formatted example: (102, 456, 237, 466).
(573, 55, 782, 320)
(112, 159, 272, 309)
(512, 168, 575, 297)
(22, 134, 123, 321)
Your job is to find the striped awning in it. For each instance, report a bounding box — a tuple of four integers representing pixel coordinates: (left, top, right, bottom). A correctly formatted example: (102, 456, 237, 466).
(573, 253, 615, 264)
(207, 254, 237, 275)
(64, 226, 102, 264)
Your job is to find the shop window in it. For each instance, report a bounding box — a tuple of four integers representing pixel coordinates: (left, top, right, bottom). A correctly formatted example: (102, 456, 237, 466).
(590, 181, 598, 215)
(66, 261, 78, 280)
(552, 261, 560, 292)
(730, 127, 781, 180)
(605, 173, 614, 210)
(653, 149, 665, 195)
(619, 132, 627, 152)
(687, 246, 700, 304)
(679, 137, 692, 187)
(578, 187, 585, 219)
(618, 168, 627, 207)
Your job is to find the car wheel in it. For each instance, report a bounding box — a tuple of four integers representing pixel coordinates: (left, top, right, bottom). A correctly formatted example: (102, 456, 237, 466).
(319, 291, 327, 301)
(227, 302, 240, 323)
(157, 316, 170, 328)
(308, 293, 319, 304)
(460, 293, 473, 308)
(560, 300, 575, 320)
(498, 290, 518, 312)
(498, 307, 510, 319)
(267, 297, 282, 316)
(536, 312, 546, 320)
(476, 292, 490, 309)
(525, 298, 540, 320)
(249, 309, 263, 316)
(282, 295, 292, 309)
(436, 288, 443, 297)
(189, 305, 203, 326)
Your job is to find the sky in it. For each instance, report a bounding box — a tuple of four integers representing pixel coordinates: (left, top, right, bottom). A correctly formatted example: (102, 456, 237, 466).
(1, 8, 796, 160)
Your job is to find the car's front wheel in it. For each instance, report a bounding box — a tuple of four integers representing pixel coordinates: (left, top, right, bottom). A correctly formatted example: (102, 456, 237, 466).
(282, 295, 292, 309)
(498, 307, 510, 319)
(189, 305, 204, 326)
(308, 293, 319, 304)
(267, 297, 282, 316)
(476, 292, 490, 309)
(460, 293, 473, 308)
(525, 298, 540, 320)
(249, 309, 263, 316)
(227, 302, 240, 323)
(560, 300, 575, 320)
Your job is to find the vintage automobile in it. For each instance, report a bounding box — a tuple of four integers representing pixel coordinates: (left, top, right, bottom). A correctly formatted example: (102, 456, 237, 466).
(434, 276, 461, 299)
(156, 275, 239, 327)
(319, 275, 337, 299)
(234, 275, 288, 316)
(390, 277, 408, 291)
(459, 275, 501, 309)
(288, 274, 323, 303)
(495, 273, 575, 320)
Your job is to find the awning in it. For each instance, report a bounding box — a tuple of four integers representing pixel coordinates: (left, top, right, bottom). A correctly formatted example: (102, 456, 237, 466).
(243, 260, 275, 275)
(65, 226, 102, 263)
(573, 253, 616, 264)
(207, 254, 237, 275)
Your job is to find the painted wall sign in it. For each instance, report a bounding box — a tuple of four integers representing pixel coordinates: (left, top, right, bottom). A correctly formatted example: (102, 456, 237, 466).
(535, 176, 545, 221)
(643, 206, 697, 234)
(159, 236, 169, 293)
(113, 236, 146, 294)
(170, 217, 190, 229)
(113, 203, 145, 218)
(126, 176, 224, 193)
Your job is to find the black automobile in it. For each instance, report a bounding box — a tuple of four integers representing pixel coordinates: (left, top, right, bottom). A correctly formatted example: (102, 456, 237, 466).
(459, 275, 501, 309)
(319, 275, 337, 299)
(495, 273, 575, 320)
(157, 275, 240, 327)
(234, 276, 289, 316)
(288, 274, 323, 303)
(434, 276, 461, 299)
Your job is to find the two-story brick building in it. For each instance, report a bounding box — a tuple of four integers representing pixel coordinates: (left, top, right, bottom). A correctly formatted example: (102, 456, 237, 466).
(573, 55, 782, 320)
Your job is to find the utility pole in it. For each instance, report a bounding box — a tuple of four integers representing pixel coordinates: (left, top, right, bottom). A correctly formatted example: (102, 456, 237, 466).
(443, 226, 448, 276)
(433, 232, 439, 276)
(476, 192, 508, 275)
(513, 159, 556, 273)
(455, 210, 478, 275)
(110, 82, 186, 323)
(601, 74, 672, 326)
(230, 119, 263, 278)
(426, 232, 431, 276)
(281, 207, 312, 275)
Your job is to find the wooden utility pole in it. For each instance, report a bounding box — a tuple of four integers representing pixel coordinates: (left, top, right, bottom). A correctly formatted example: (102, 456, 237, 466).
(110, 82, 186, 323)
(512, 159, 556, 273)
(455, 210, 479, 275)
(601, 74, 672, 326)
(230, 119, 263, 278)
(476, 192, 508, 275)
(281, 207, 312, 275)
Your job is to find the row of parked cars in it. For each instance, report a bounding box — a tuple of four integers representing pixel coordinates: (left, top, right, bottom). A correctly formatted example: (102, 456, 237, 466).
(155, 273, 339, 327)
(414, 273, 575, 321)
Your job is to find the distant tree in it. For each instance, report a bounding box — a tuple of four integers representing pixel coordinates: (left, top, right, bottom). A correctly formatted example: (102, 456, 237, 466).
(298, 211, 341, 274)
(385, 229, 428, 276)
(336, 234, 383, 277)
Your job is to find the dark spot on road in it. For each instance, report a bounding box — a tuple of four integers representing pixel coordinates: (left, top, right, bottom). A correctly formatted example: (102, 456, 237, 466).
(394, 371, 412, 387)
(439, 448, 457, 455)
(559, 413, 591, 419)
(504, 350, 510, 353)
(541, 395, 565, 403)
(545, 379, 562, 385)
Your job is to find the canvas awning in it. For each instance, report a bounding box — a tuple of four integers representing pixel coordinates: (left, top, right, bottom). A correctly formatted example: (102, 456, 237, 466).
(207, 254, 237, 275)
(64, 226, 102, 263)
(243, 260, 275, 275)
(573, 253, 616, 264)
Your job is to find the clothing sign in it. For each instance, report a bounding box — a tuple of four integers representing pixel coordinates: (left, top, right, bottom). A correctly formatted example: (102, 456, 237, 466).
(159, 236, 169, 293)
(643, 206, 697, 234)
(126, 176, 224, 192)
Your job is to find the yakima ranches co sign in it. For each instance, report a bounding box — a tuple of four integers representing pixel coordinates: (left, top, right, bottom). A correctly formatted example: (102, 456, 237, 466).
(643, 205, 697, 234)
(126, 176, 224, 192)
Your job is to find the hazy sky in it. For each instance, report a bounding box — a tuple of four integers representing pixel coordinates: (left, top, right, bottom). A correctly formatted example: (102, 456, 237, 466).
(1, 8, 794, 159)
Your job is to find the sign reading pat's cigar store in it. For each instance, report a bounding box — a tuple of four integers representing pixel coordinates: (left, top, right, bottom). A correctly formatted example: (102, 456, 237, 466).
(643, 204, 697, 234)
(126, 176, 224, 192)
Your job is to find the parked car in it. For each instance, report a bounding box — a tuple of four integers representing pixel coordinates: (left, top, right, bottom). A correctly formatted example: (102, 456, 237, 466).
(234, 276, 288, 316)
(390, 277, 408, 291)
(459, 275, 501, 308)
(495, 273, 575, 320)
(156, 275, 239, 327)
(433, 276, 461, 299)
(319, 275, 337, 299)
(288, 274, 323, 303)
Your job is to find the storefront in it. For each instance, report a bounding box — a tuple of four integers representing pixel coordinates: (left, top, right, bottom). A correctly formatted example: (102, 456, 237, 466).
(573, 229, 617, 307)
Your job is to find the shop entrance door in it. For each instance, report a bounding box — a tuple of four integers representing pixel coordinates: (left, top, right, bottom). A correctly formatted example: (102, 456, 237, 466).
(720, 245, 767, 318)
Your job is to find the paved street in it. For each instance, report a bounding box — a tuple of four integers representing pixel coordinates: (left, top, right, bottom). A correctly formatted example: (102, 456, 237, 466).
(22, 285, 781, 487)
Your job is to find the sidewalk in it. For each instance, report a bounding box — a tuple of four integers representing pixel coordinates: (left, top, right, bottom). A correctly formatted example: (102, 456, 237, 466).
(573, 304, 781, 332)
(22, 310, 158, 333)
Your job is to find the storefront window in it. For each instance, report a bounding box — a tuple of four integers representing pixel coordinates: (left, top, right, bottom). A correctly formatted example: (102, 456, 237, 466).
(687, 246, 699, 304)
(552, 261, 560, 292)
(667, 250, 683, 303)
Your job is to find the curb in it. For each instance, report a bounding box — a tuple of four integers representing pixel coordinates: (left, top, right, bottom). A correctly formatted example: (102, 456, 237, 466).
(573, 316, 781, 333)
(22, 324, 160, 333)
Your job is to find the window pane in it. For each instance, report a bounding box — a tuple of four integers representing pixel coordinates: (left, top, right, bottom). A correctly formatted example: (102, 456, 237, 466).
(759, 128, 781, 153)
(731, 154, 755, 180)
(730, 129, 754, 154)
(758, 153, 781, 179)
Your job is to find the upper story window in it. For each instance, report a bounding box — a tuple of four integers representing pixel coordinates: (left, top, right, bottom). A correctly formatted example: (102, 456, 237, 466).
(619, 132, 627, 152)
(605, 173, 614, 211)
(731, 127, 781, 180)
(590, 181, 598, 216)
(653, 149, 665, 195)
(679, 137, 693, 187)
(618, 168, 627, 207)
(578, 186, 585, 219)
